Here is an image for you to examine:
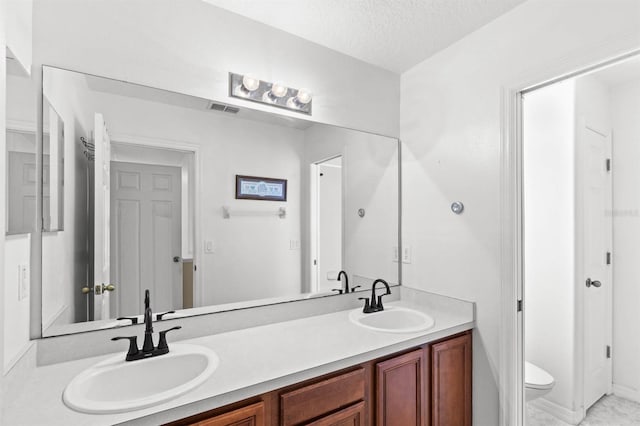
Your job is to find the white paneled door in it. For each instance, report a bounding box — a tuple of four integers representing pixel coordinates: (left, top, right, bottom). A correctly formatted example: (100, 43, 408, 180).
(582, 122, 613, 411)
(93, 113, 112, 320)
(110, 161, 182, 317)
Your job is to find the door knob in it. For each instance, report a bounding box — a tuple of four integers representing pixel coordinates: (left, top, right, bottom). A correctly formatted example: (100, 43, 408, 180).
(586, 278, 602, 288)
(95, 283, 116, 294)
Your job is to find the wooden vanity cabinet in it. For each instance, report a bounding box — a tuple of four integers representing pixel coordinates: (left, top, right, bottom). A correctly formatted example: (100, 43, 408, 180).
(165, 331, 471, 426)
(430, 332, 472, 426)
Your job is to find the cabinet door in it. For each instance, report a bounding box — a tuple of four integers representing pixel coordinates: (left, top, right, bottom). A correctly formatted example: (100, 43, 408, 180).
(190, 401, 264, 426)
(431, 332, 472, 426)
(376, 348, 427, 426)
(306, 401, 365, 426)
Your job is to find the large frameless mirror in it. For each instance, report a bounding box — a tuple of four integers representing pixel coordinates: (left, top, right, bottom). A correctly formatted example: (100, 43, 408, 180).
(38, 66, 400, 337)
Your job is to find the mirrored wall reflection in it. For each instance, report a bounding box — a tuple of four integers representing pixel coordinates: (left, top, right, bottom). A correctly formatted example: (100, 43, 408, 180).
(41, 66, 400, 337)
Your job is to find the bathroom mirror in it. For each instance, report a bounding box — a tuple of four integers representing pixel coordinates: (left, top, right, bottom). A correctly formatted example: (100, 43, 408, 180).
(39, 66, 400, 337)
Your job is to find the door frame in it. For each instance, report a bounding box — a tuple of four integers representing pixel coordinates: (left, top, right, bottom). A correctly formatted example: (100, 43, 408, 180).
(109, 133, 202, 308)
(500, 47, 640, 426)
(308, 153, 345, 293)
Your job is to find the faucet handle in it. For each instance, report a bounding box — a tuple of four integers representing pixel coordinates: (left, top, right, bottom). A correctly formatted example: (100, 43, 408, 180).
(111, 336, 140, 359)
(155, 311, 175, 321)
(376, 294, 390, 311)
(351, 285, 362, 293)
(116, 316, 138, 325)
(157, 326, 182, 351)
(331, 288, 344, 294)
(358, 297, 373, 313)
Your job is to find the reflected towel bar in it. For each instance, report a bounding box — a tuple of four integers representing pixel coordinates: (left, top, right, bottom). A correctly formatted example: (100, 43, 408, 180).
(222, 206, 286, 219)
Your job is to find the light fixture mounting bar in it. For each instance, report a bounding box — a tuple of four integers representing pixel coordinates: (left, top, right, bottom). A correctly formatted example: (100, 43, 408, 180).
(228, 72, 312, 115)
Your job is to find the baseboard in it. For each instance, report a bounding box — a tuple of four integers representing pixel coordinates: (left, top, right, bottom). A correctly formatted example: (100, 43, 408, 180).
(530, 397, 584, 425)
(613, 384, 640, 403)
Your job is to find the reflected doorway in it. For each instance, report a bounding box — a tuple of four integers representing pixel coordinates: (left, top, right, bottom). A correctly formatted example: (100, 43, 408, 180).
(311, 156, 343, 292)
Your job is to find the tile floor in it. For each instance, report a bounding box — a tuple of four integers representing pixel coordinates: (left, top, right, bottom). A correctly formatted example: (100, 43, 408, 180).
(527, 395, 640, 426)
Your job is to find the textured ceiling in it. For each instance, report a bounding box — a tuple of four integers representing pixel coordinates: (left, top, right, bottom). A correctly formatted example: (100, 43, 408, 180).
(202, 0, 527, 73)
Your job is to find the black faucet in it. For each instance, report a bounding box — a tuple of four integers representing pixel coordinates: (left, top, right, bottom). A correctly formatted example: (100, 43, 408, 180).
(332, 270, 351, 294)
(338, 270, 349, 293)
(112, 289, 182, 361)
(359, 279, 391, 313)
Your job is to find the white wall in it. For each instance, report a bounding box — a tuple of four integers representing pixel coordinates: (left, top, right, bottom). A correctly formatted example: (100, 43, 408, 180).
(524, 80, 576, 412)
(6, 0, 32, 73)
(610, 78, 640, 400)
(32, 0, 399, 138)
(3, 235, 30, 370)
(400, 1, 640, 424)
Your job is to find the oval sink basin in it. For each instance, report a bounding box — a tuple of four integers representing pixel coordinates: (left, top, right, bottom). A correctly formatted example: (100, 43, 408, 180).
(349, 306, 435, 333)
(63, 343, 219, 414)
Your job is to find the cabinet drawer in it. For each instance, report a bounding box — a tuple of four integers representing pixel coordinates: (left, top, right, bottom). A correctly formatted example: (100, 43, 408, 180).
(306, 401, 365, 426)
(280, 368, 365, 426)
(189, 401, 264, 426)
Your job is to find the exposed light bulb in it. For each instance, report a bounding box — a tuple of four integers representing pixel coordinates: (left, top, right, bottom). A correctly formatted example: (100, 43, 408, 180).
(270, 82, 288, 98)
(241, 74, 260, 92)
(295, 88, 312, 104)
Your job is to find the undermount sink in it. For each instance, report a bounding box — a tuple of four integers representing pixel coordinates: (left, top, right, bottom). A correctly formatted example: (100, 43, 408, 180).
(63, 343, 219, 414)
(349, 305, 435, 333)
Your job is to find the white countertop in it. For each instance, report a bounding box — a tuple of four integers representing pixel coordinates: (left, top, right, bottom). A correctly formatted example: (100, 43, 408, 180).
(3, 291, 474, 426)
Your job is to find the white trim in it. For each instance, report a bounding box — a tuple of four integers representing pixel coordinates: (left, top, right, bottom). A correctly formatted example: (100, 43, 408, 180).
(499, 86, 524, 426)
(613, 384, 640, 404)
(499, 46, 640, 426)
(529, 398, 584, 425)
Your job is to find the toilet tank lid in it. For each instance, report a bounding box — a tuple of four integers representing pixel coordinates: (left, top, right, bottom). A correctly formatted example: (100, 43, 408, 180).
(525, 361, 554, 387)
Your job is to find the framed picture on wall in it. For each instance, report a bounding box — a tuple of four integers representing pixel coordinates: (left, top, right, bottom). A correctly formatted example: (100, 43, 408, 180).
(235, 175, 287, 201)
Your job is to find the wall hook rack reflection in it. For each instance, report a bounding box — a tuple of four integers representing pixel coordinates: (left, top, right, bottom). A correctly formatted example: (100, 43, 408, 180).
(222, 206, 286, 219)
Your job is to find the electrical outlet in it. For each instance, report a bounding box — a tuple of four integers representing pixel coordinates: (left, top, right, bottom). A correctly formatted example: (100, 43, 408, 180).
(402, 246, 412, 264)
(392, 246, 399, 262)
(290, 240, 300, 250)
(18, 264, 29, 301)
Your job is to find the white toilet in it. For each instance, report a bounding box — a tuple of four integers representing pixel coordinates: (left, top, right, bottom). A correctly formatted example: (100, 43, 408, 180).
(525, 361, 555, 401)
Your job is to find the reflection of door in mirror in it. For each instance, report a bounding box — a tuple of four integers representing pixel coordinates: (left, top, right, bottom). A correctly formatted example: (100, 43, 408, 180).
(93, 113, 112, 320)
(313, 156, 343, 292)
(110, 161, 182, 317)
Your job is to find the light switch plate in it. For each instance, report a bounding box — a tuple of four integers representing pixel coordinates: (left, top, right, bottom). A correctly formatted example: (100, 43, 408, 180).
(402, 246, 412, 264)
(18, 264, 29, 300)
(204, 240, 215, 254)
(392, 246, 399, 262)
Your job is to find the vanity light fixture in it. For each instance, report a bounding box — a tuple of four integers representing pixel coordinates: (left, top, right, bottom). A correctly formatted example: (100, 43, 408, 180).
(229, 72, 312, 115)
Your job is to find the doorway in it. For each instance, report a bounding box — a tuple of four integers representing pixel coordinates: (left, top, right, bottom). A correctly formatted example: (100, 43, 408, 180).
(519, 54, 640, 425)
(310, 155, 343, 293)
